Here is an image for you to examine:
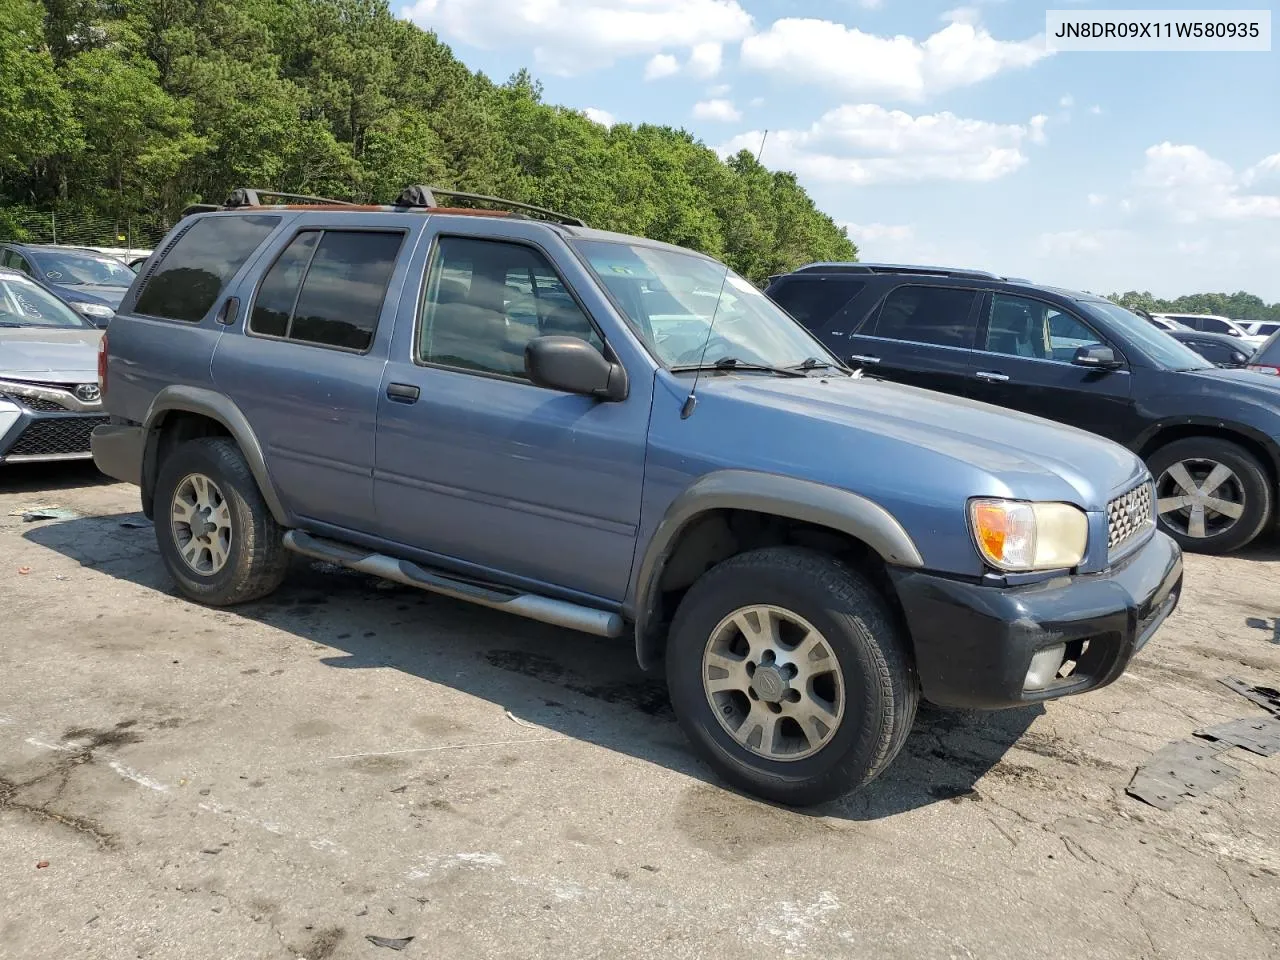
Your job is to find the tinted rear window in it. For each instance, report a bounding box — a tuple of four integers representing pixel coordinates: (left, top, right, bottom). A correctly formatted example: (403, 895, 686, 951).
(872, 285, 979, 348)
(769, 277, 867, 333)
(135, 215, 280, 322)
(1254, 329, 1280, 364)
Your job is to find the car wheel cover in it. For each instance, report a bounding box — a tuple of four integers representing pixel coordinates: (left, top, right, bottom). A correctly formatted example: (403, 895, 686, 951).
(1155, 458, 1246, 539)
(701, 604, 846, 762)
(170, 472, 233, 575)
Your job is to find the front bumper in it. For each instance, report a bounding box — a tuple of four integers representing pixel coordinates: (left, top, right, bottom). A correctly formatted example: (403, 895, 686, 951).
(889, 531, 1182, 710)
(0, 397, 108, 464)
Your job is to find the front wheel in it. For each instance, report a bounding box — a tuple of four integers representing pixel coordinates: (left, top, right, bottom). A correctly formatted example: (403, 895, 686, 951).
(1147, 437, 1272, 554)
(665, 547, 918, 806)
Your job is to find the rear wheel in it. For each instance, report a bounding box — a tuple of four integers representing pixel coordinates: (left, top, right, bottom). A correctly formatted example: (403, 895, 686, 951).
(154, 437, 289, 605)
(665, 547, 918, 806)
(1147, 437, 1272, 554)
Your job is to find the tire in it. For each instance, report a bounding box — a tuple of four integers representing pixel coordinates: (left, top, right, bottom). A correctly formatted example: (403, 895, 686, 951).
(665, 546, 918, 806)
(1146, 437, 1272, 554)
(153, 437, 289, 605)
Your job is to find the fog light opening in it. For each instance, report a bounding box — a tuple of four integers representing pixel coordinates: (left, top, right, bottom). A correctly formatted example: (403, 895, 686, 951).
(1025, 643, 1067, 691)
(1058, 640, 1088, 679)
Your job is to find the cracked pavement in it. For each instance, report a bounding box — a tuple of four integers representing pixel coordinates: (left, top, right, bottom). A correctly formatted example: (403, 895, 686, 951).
(1, 464, 1278, 959)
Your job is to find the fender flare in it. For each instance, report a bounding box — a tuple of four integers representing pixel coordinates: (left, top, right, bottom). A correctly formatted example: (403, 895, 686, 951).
(1134, 416, 1280, 475)
(141, 385, 290, 526)
(629, 470, 924, 669)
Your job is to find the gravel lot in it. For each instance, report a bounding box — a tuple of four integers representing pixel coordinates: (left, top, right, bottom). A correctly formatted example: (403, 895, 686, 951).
(1, 465, 1279, 960)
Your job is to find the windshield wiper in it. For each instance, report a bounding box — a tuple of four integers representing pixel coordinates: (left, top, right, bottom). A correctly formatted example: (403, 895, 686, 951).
(673, 356, 810, 378)
(791, 356, 853, 374)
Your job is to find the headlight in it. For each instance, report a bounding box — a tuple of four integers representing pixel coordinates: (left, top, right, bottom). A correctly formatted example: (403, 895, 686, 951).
(969, 499, 1088, 572)
(73, 302, 115, 319)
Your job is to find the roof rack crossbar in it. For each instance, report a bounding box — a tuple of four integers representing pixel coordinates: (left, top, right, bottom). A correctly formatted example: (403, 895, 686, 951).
(794, 262, 1003, 281)
(395, 185, 586, 227)
(224, 188, 358, 209)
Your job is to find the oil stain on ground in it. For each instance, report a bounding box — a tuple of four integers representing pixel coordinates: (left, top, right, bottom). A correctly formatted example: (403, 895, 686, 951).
(484, 649, 672, 718)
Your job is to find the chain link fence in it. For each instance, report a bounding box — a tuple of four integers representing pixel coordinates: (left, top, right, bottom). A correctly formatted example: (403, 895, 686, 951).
(0, 210, 166, 258)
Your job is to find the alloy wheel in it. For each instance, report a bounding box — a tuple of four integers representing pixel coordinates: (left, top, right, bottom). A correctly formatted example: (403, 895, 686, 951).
(701, 604, 845, 762)
(1155, 458, 1245, 540)
(170, 472, 233, 575)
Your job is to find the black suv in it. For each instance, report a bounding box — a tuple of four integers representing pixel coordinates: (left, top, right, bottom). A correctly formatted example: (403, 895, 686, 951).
(766, 263, 1280, 554)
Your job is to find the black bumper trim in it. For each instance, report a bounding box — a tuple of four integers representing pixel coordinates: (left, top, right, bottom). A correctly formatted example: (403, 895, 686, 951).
(889, 531, 1183, 710)
(90, 422, 144, 486)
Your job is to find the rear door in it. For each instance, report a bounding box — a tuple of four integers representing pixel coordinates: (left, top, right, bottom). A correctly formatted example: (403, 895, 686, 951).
(845, 283, 983, 398)
(211, 214, 415, 531)
(765, 275, 868, 353)
(966, 291, 1135, 442)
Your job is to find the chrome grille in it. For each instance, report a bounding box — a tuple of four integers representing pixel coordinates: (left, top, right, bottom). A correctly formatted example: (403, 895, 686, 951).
(0, 393, 68, 413)
(1107, 481, 1155, 554)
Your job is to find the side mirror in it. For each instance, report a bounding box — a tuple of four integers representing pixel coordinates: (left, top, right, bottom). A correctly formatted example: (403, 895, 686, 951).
(1072, 344, 1121, 370)
(525, 336, 628, 401)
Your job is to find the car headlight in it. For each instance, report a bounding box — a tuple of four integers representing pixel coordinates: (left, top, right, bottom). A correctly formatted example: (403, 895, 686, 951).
(73, 302, 115, 319)
(969, 499, 1088, 572)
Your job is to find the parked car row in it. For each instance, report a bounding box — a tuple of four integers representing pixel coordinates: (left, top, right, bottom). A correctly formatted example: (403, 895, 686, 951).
(765, 263, 1280, 554)
(0, 242, 135, 328)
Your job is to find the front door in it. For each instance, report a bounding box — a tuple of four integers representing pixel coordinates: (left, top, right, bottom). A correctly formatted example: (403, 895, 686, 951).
(373, 223, 648, 603)
(966, 291, 1135, 443)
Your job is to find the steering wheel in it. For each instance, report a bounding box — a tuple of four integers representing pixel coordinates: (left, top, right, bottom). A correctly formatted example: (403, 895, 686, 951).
(673, 336, 737, 366)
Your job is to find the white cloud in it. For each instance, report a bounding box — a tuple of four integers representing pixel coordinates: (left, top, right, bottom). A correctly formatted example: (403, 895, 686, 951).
(1088, 104, 1104, 115)
(1037, 229, 1123, 257)
(857, 0, 884, 8)
(942, 6, 980, 25)
(740, 16, 1048, 100)
(718, 104, 1047, 185)
(687, 41, 723, 78)
(1087, 193, 1106, 206)
(1134, 143, 1280, 223)
(845, 222, 915, 244)
(749, 96, 765, 108)
(1059, 94, 1074, 108)
(693, 98, 742, 122)
(402, 0, 753, 74)
(707, 82, 731, 96)
(583, 107, 616, 127)
(644, 53, 680, 79)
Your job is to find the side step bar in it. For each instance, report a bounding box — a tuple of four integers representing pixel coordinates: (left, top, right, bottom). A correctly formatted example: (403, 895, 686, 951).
(283, 531, 625, 639)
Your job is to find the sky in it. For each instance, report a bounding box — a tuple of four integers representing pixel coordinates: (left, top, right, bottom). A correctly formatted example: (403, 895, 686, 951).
(398, 0, 1280, 300)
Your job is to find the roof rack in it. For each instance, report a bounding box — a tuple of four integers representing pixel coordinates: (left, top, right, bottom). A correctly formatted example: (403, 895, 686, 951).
(793, 262, 1003, 282)
(224, 189, 358, 209)
(395, 185, 586, 227)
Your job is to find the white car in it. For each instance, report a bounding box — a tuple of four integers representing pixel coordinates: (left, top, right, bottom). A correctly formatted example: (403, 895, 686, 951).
(1153, 313, 1267, 347)
(1244, 320, 1280, 339)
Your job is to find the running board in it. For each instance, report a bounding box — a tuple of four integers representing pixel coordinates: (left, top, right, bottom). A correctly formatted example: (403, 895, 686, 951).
(282, 531, 625, 639)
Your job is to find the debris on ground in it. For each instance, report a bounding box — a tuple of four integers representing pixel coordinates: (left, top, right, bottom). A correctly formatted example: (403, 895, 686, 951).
(365, 935, 414, 950)
(17, 567, 30, 575)
(19, 507, 81, 522)
(1126, 740, 1240, 811)
(504, 709, 537, 728)
(35, 861, 49, 869)
(1195, 717, 1280, 756)
(118, 520, 150, 529)
(1220, 676, 1280, 715)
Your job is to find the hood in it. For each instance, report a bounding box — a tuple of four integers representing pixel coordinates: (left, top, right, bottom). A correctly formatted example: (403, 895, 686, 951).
(684, 373, 1145, 510)
(0, 328, 103, 383)
(51, 282, 128, 308)
(1172, 366, 1280, 411)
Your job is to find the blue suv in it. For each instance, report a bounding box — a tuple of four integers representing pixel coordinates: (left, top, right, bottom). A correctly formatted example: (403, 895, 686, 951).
(91, 188, 1182, 805)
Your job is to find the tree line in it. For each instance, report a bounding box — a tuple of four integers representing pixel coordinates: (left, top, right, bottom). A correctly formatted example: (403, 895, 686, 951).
(0, 0, 855, 282)
(1108, 290, 1280, 324)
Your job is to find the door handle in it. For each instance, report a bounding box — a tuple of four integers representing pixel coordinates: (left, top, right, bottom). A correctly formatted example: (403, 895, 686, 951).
(850, 354, 880, 365)
(386, 382, 420, 403)
(974, 370, 1010, 383)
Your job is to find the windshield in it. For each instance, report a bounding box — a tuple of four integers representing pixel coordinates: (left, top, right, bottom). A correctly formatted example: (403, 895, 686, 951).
(1083, 300, 1213, 371)
(572, 239, 839, 370)
(0, 276, 92, 328)
(29, 249, 134, 287)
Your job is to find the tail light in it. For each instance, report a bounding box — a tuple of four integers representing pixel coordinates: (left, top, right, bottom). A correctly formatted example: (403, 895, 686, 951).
(98, 333, 108, 397)
(1247, 363, 1280, 376)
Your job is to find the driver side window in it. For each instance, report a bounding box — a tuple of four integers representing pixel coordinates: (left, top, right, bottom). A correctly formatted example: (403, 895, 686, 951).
(417, 237, 602, 380)
(981, 294, 1104, 362)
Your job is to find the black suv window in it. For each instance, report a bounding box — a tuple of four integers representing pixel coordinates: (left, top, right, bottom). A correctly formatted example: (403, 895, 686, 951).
(769, 277, 866, 333)
(981, 293, 1104, 362)
(135, 214, 281, 322)
(249, 229, 402, 351)
(417, 237, 601, 379)
(871, 285, 979, 348)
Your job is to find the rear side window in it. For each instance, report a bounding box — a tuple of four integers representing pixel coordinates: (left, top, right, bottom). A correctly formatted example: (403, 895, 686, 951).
(871, 285, 979, 348)
(1191, 340, 1233, 364)
(248, 229, 403, 351)
(135, 215, 280, 322)
(768, 277, 867, 334)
